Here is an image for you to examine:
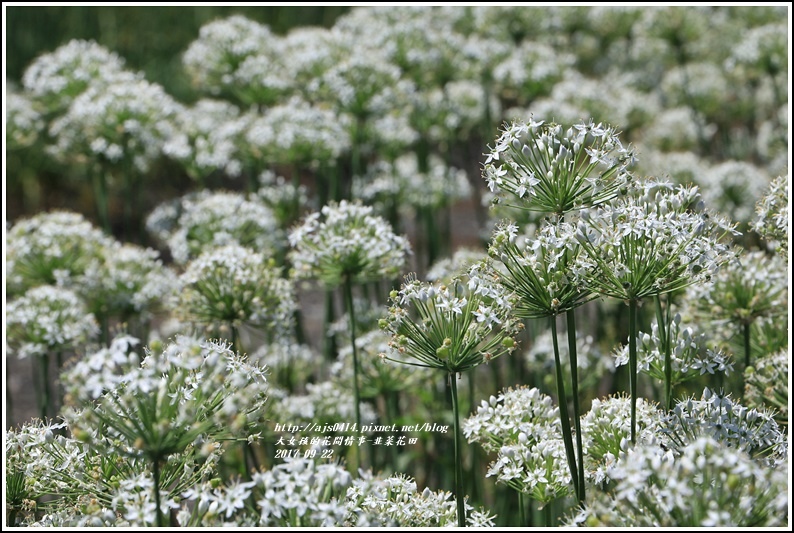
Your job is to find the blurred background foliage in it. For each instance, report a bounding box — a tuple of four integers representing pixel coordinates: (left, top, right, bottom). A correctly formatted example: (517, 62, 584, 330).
(6, 6, 349, 102)
(5, 5, 348, 232)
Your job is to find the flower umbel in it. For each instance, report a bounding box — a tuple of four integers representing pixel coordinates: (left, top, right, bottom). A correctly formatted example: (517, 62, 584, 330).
(483, 116, 635, 215)
(379, 273, 520, 373)
(289, 200, 410, 287)
(174, 244, 296, 339)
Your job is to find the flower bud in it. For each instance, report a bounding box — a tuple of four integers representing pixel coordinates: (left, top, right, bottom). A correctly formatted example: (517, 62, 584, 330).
(436, 345, 450, 360)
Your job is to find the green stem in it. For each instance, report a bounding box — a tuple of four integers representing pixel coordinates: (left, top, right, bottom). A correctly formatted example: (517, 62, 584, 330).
(350, 118, 363, 199)
(6, 371, 12, 426)
(423, 207, 439, 270)
(384, 391, 399, 472)
(655, 295, 673, 411)
(467, 371, 481, 503)
(449, 373, 466, 528)
(123, 165, 134, 242)
(343, 277, 363, 471)
(293, 309, 306, 346)
(152, 457, 164, 527)
(490, 356, 501, 393)
(55, 351, 63, 415)
(248, 165, 259, 194)
(316, 163, 328, 209)
(291, 164, 301, 202)
(101, 316, 110, 347)
(743, 322, 751, 370)
(245, 442, 260, 477)
(566, 309, 585, 503)
(550, 316, 579, 500)
(629, 300, 638, 444)
(323, 290, 337, 361)
(92, 167, 111, 234)
(330, 160, 340, 202)
(230, 323, 239, 354)
(39, 353, 50, 420)
(518, 490, 526, 527)
(544, 502, 552, 527)
(481, 74, 494, 138)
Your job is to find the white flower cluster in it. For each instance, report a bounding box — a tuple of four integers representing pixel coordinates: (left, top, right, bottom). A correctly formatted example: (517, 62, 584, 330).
(464, 386, 559, 452)
(6, 417, 220, 527)
(338, 8, 468, 90)
(426, 248, 488, 283)
(753, 173, 788, 255)
(575, 180, 737, 301)
(6, 87, 44, 150)
(257, 170, 312, 228)
(174, 244, 296, 336)
(345, 473, 496, 527)
(331, 328, 428, 398)
(77, 242, 177, 320)
(381, 272, 519, 373)
(613, 315, 734, 383)
(488, 220, 592, 318)
(21, 39, 127, 113)
(492, 40, 573, 106)
(726, 22, 788, 78)
(61, 334, 141, 402)
(49, 76, 183, 172)
(744, 348, 788, 426)
(453, 31, 513, 81)
(178, 478, 258, 527)
(162, 98, 243, 180)
(242, 96, 351, 169)
(367, 112, 419, 157)
(112, 473, 178, 526)
(526, 71, 660, 134)
(6, 210, 112, 295)
(23, 508, 121, 528)
(487, 437, 571, 505)
(253, 458, 352, 527)
(355, 154, 471, 212)
(638, 107, 714, 153)
(463, 387, 570, 503)
(409, 80, 499, 142)
(182, 15, 275, 97)
(660, 62, 730, 121)
(698, 160, 771, 224)
(683, 249, 788, 343)
(6, 420, 77, 506)
(69, 336, 270, 458)
(307, 51, 405, 118)
(569, 436, 788, 527)
(580, 395, 664, 485)
(662, 388, 784, 461)
(483, 116, 635, 215)
(6, 285, 99, 360)
(155, 190, 281, 265)
(289, 200, 410, 286)
(229, 41, 293, 107)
